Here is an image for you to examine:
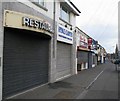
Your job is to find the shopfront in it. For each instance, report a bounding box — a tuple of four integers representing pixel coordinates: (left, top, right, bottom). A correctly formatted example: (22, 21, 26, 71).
(91, 52, 97, 67)
(56, 24, 73, 81)
(2, 10, 53, 98)
(77, 33, 89, 71)
(90, 39, 98, 67)
(77, 49, 89, 70)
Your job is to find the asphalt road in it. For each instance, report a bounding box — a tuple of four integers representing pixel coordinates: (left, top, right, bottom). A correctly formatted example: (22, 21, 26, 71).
(77, 60, 119, 99)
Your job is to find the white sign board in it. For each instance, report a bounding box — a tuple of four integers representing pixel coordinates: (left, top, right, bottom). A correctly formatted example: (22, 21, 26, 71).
(57, 24, 73, 44)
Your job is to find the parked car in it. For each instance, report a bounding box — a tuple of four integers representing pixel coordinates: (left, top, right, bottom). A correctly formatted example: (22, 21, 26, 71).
(111, 59, 120, 64)
(111, 59, 120, 71)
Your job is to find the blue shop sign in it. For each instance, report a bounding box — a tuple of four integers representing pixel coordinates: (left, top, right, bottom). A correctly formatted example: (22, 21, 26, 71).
(57, 25, 73, 44)
(58, 26, 73, 37)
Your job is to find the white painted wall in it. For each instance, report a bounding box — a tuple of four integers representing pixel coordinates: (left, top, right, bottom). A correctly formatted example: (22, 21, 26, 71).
(70, 13, 76, 27)
(85, 62, 88, 69)
(55, 0, 79, 76)
(55, 1, 60, 22)
(17, 0, 54, 19)
(76, 32, 80, 51)
(81, 63, 84, 70)
(101, 48, 104, 63)
(55, 0, 77, 28)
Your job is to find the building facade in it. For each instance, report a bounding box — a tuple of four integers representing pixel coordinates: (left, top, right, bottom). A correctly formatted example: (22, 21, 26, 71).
(118, 1, 120, 58)
(1, 1, 54, 99)
(54, 0, 80, 81)
(90, 39, 98, 67)
(76, 27, 90, 71)
(0, 0, 108, 100)
(76, 27, 99, 71)
(97, 44, 107, 64)
(0, 0, 80, 99)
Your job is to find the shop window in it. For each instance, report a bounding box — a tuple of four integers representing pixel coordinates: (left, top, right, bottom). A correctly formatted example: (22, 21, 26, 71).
(60, 5, 70, 23)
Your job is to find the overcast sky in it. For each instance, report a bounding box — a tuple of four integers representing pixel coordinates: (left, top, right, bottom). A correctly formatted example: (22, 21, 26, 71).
(71, 0, 119, 53)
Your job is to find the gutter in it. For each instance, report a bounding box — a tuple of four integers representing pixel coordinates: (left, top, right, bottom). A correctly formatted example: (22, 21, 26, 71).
(60, 0, 81, 16)
(68, 0, 81, 13)
(65, 0, 81, 16)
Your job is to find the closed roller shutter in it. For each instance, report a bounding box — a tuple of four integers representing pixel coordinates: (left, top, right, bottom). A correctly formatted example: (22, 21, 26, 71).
(3, 28, 50, 98)
(88, 52, 92, 68)
(56, 42, 71, 80)
(77, 50, 88, 63)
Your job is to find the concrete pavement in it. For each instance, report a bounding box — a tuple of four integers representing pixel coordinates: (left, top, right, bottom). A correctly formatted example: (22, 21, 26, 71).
(118, 69, 120, 99)
(8, 60, 118, 99)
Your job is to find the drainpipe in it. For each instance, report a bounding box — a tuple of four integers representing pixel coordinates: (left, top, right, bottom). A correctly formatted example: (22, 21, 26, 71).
(53, 0, 56, 58)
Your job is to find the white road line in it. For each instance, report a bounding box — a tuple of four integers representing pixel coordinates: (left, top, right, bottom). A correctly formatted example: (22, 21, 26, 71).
(86, 70, 104, 90)
(76, 69, 104, 99)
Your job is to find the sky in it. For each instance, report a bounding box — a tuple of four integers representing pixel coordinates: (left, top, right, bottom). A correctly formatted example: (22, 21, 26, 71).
(71, 0, 119, 53)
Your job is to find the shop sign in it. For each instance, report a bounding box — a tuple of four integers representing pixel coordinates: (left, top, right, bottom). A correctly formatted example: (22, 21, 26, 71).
(88, 38, 92, 45)
(22, 17, 52, 33)
(3, 10, 53, 35)
(80, 34, 88, 48)
(88, 38, 92, 50)
(91, 40, 98, 50)
(57, 24, 73, 44)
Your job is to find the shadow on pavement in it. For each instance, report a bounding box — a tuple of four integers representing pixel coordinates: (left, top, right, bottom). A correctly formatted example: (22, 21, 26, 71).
(48, 81, 73, 89)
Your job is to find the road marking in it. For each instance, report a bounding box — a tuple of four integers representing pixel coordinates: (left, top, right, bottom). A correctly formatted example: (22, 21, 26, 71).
(86, 70, 104, 90)
(76, 70, 104, 99)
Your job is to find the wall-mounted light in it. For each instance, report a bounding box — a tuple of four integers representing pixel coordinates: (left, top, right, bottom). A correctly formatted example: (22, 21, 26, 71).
(74, 29, 76, 33)
(70, 27, 72, 30)
(65, 24, 67, 27)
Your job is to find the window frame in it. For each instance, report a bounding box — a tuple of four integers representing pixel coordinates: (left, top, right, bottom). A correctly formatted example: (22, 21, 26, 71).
(31, 0, 48, 11)
(38, 0, 44, 6)
(60, 5, 70, 23)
